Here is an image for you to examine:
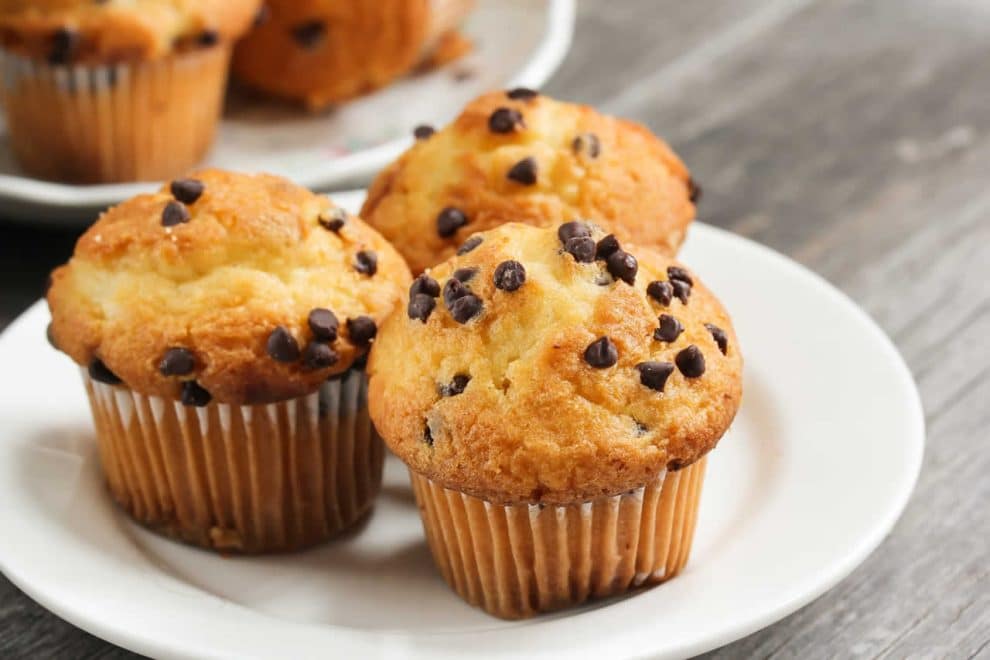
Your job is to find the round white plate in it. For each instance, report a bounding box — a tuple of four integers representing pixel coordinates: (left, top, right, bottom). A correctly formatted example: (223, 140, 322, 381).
(0, 0, 575, 225)
(0, 198, 924, 660)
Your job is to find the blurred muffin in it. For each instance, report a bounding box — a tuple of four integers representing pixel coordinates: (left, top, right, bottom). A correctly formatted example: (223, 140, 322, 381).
(47, 168, 411, 553)
(369, 222, 741, 618)
(0, 1, 261, 183)
(361, 89, 698, 273)
(232, 0, 474, 110)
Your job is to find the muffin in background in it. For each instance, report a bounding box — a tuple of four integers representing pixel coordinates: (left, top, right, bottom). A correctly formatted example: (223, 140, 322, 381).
(361, 89, 698, 274)
(232, 0, 475, 111)
(0, 1, 261, 183)
(368, 222, 741, 618)
(47, 169, 411, 553)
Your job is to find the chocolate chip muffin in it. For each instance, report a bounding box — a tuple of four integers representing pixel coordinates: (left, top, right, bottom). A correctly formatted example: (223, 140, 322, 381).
(368, 222, 741, 618)
(0, 0, 261, 182)
(47, 168, 411, 553)
(361, 89, 699, 274)
(231, 0, 474, 110)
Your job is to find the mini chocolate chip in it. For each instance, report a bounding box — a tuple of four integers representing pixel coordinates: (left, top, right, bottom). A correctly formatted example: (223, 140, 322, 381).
(159, 348, 195, 376)
(197, 30, 219, 47)
(506, 87, 538, 100)
(634, 420, 650, 436)
(413, 124, 435, 140)
(688, 177, 702, 203)
(440, 374, 471, 396)
(449, 294, 483, 324)
(564, 236, 596, 263)
(705, 323, 729, 355)
(647, 281, 673, 306)
(49, 27, 78, 65)
(675, 345, 706, 378)
(595, 234, 620, 260)
(161, 200, 190, 226)
(443, 277, 468, 308)
(493, 260, 526, 291)
(671, 279, 692, 304)
(303, 341, 338, 370)
(318, 207, 347, 232)
(267, 326, 300, 362)
(437, 206, 468, 238)
(253, 5, 271, 27)
(308, 308, 339, 341)
(89, 358, 121, 385)
(424, 421, 434, 446)
(457, 235, 483, 255)
(667, 459, 687, 471)
(667, 266, 694, 286)
(180, 380, 211, 407)
(46, 322, 57, 350)
(453, 267, 477, 282)
(583, 337, 618, 368)
(410, 274, 440, 298)
(654, 314, 683, 343)
(507, 157, 538, 185)
(558, 221, 591, 244)
(488, 107, 524, 133)
(607, 250, 638, 285)
(636, 361, 675, 392)
(354, 250, 378, 276)
(571, 132, 601, 158)
(170, 178, 204, 204)
(408, 293, 436, 322)
(346, 316, 377, 346)
(292, 20, 326, 49)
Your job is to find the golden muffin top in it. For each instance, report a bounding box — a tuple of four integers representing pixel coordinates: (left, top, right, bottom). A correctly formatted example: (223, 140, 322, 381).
(47, 168, 411, 406)
(368, 222, 741, 505)
(0, 0, 261, 64)
(361, 89, 698, 274)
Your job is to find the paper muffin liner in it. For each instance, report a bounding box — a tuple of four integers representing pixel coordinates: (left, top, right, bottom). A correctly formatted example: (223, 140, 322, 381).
(81, 367, 384, 554)
(0, 45, 230, 183)
(409, 457, 707, 619)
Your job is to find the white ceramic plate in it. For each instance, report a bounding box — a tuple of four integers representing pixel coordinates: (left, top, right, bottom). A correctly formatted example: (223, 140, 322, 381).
(0, 197, 924, 659)
(0, 0, 575, 224)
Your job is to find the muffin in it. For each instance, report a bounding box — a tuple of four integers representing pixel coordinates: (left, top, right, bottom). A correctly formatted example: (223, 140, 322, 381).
(232, 0, 475, 110)
(361, 89, 699, 274)
(0, 1, 261, 183)
(368, 222, 741, 618)
(47, 168, 411, 553)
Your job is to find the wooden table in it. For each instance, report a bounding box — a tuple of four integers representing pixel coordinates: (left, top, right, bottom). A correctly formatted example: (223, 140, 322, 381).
(2, 1, 988, 657)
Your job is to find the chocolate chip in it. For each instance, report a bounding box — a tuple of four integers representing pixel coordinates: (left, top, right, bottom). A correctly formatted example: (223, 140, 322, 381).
(180, 381, 211, 407)
(410, 274, 440, 298)
(197, 30, 219, 47)
(440, 374, 471, 396)
(667, 266, 694, 286)
(558, 221, 591, 244)
(414, 124, 435, 140)
(408, 293, 436, 322)
(654, 314, 683, 343)
(46, 322, 57, 350)
(308, 308, 339, 341)
(607, 250, 638, 285)
(159, 348, 195, 376)
(595, 234, 620, 260)
(161, 200, 190, 226)
(675, 345, 706, 378)
(583, 337, 618, 368)
(437, 206, 468, 238)
(267, 326, 300, 362)
(705, 323, 729, 355)
(318, 207, 347, 232)
(647, 281, 673, 306)
(424, 421, 434, 446)
(507, 157, 538, 185)
(488, 107, 524, 133)
(667, 459, 687, 471)
(564, 236, 596, 263)
(671, 279, 692, 304)
(291, 20, 326, 49)
(443, 278, 468, 307)
(457, 235, 483, 255)
(571, 133, 601, 158)
(453, 267, 477, 283)
(170, 178, 204, 204)
(89, 358, 121, 385)
(634, 419, 650, 436)
(253, 5, 271, 27)
(636, 361, 675, 392)
(449, 294, 483, 324)
(506, 87, 538, 100)
(346, 316, 377, 346)
(303, 341, 338, 370)
(354, 250, 378, 276)
(49, 27, 78, 65)
(493, 260, 526, 291)
(688, 177, 702, 203)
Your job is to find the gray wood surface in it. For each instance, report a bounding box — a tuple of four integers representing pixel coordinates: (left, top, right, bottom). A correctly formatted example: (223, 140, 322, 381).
(1, 0, 988, 657)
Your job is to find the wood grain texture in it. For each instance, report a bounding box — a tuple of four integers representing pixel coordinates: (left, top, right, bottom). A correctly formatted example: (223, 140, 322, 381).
(1, 0, 988, 657)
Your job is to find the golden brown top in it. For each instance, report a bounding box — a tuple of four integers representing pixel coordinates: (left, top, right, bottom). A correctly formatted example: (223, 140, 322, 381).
(0, 0, 261, 64)
(368, 222, 741, 505)
(48, 168, 411, 406)
(361, 89, 697, 274)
